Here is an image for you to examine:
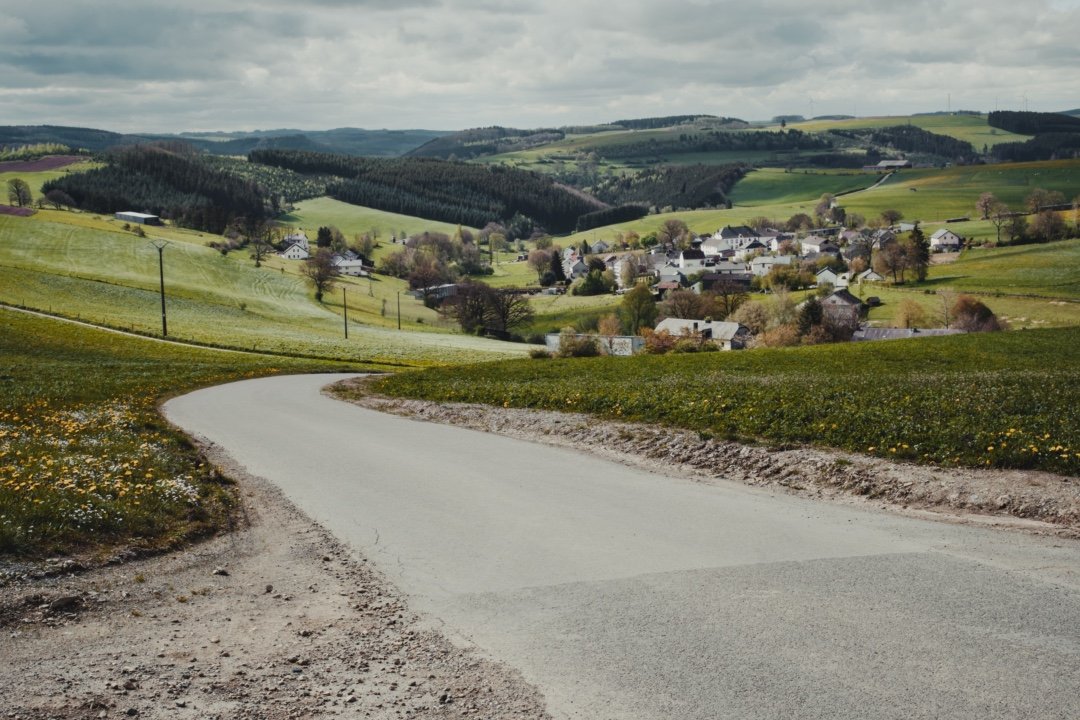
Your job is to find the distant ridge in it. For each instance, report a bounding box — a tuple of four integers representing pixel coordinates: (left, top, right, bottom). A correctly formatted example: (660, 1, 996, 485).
(0, 125, 448, 158)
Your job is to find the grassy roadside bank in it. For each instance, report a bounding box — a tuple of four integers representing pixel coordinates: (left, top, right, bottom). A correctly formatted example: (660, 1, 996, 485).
(369, 327, 1080, 477)
(0, 309, 361, 559)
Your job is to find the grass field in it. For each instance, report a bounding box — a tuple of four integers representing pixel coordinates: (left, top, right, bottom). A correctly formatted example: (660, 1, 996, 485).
(0, 309, 354, 556)
(838, 160, 1080, 223)
(280, 196, 474, 251)
(0, 159, 99, 198)
(373, 326, 1080, 477)
(730, 168, 876, 206)
(0, 214, 527, 366)
(517, 293, 622, 336)
(789, 114, 1031, 149)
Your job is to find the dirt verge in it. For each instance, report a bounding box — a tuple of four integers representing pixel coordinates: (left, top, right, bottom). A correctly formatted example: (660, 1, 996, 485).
(0, 442, 549, 719)
(334, 378, 1080, 538)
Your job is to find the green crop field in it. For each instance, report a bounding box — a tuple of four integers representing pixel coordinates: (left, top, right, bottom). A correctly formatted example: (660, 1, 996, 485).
(0, 214, 527, 366)
(0, 309, 354, 556)
(730, 168, 875, 206)
(789, 114, 1031, 149)
(371, 326, 1080, 477)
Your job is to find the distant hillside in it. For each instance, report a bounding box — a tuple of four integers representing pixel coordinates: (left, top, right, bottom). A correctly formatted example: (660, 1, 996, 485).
(0, 125, 447, 158)
(407, 127, 566, 159)
(0, 125, 137, 152)
(408, 116, 745, 160)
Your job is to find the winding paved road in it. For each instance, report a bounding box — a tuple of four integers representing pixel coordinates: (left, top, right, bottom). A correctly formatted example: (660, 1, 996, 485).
(165, 374, 1080, 720)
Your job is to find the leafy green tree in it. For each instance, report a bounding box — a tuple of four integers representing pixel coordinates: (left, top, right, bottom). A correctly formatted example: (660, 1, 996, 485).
(316, 226, 334, 248)
(618, 284, 657, 334)
(549, 250, 567, 283)
(908, 223, 930, 281)
(797, 297, 824, 336)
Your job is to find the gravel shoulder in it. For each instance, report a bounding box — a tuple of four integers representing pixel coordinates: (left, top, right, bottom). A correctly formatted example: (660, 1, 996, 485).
(334, 377, 1080, 539)
(0, 441, 549, 720)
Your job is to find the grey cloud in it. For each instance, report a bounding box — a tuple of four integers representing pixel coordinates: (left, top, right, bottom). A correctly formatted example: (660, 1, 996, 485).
(0, 0, 1078, 131)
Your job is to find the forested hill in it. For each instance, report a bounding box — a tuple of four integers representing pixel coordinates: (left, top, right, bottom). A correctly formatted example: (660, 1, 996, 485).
(406, 116, 746, 160)
(45, 144, 268, 234)
(250, 149, 604, 234)
(987, 111, 1080, 162)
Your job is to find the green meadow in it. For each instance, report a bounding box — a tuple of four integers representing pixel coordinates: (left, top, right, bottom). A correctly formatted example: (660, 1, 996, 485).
(371, 326, 1080, 477)
(0, 213, 526, 366)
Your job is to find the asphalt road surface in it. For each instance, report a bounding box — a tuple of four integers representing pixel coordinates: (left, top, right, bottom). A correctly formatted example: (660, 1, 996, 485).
(165, 374, 1080, 720)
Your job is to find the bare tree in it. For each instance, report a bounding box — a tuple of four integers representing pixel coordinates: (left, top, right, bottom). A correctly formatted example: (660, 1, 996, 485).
(7, 178, 31, 207)
(880, 208, 903, 227)
(975, 192, 997, 220)
(441, 281, 493, 333)
(527, 249, 552, 282)
(45, 188, 76, 210)
(708, 279, 749, 319)
(597, 314, 622, 354)
(657, 219, 690, 248)
(988, 202, 1011, 244)
(661, 289, 708, 319)
(301, 248, 340, 302)
(484, 290, 534, 334)
(1026, 188, 1065, 214)
(247, 221, 274, 268)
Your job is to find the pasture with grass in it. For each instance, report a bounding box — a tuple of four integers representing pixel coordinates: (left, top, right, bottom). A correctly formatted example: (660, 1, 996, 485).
(0, 310, 353, 557)
(373, 327, 1080, 477)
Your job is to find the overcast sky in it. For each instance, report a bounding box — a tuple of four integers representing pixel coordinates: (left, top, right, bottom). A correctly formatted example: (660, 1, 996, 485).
(1, 0, 1078, 133)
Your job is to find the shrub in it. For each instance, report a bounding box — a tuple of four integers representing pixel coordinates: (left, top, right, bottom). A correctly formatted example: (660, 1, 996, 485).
(556, 327, 600, 357)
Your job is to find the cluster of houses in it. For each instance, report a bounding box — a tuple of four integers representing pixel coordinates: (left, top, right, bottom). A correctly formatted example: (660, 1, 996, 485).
(278, 232, 372, 276)
(544, 222, 972, 356)
(561, 222, 965, 297)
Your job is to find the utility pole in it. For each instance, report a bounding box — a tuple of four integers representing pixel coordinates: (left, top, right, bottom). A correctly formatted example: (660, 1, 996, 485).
(396, 291, 401, 330)
(343, 287, 348, 339)
(150, 240, 169, 337)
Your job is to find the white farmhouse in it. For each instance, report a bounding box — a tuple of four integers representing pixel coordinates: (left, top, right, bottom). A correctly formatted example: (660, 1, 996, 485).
(280, 242, 310, 260)
(929, 228, 963, 251)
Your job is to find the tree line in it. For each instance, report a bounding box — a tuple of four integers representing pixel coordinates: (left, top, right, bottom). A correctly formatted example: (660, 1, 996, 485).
(43, 144, 268, 234)
(586, 129, 832, 160)
(249, 149, 602, 234)
(826, 125, 976, 161)
(988, 111, 1080, 135)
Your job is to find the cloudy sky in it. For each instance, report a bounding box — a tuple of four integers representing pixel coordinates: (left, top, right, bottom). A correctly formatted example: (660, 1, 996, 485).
(1, 0, 1078, 133)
